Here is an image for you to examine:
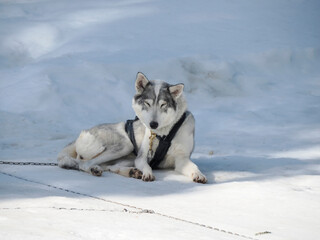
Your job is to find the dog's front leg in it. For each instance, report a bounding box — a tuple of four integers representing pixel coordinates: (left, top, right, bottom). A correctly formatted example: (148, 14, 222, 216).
(135, 157, 154, 181)
(175, 157, 207, 184)
(135, 130, 155, 182)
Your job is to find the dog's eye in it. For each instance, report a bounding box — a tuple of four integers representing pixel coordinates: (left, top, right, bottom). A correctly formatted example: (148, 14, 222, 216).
(144, 101, 151, 107)
(160, 103, 167, 108)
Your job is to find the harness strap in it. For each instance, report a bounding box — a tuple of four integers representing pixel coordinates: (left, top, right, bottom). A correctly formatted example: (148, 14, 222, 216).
(125, 116, 139, 156)
(149, 112, 187, 169)
(125, 112, 188, 169)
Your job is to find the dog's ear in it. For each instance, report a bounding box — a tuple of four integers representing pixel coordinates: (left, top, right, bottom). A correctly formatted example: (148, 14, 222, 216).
(169, 83, 184, 99)
(135, 72, 149, 93)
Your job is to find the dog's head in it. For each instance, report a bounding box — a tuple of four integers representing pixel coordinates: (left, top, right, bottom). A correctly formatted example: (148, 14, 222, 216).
(132, 72, 187, 132)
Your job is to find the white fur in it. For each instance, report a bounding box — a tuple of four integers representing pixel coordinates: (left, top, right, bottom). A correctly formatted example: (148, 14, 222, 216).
(154, 80, 162, 97)
(75, 131, 106, 160)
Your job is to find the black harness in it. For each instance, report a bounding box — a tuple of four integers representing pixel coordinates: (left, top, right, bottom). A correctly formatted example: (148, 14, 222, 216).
(125, 112, 188, 169)
(124, 116, 139, 156)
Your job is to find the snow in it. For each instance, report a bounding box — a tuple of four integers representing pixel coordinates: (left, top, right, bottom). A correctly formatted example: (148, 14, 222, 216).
(1, 0, 320, 239)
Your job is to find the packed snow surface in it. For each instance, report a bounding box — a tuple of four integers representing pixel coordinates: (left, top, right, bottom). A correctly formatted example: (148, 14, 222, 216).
(0, 0, 320, 239)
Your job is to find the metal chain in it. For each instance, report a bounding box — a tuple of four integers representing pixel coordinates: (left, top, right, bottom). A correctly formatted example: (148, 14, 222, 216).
(0, 160, 58, 166)
(0, 206, 151, 214)
(0, 170, 260, 240)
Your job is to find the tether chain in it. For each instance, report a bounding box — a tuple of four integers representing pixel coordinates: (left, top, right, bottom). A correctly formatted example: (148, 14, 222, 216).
(0, 206, 152, 214)
(0, 160, 58, 166)
(0, 170, 259, 240)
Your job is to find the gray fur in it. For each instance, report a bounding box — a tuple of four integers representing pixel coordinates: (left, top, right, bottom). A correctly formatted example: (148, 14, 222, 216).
(134, 81, 176, 112)
(134, 81, 156, 110)
(158, 82, 177, 111)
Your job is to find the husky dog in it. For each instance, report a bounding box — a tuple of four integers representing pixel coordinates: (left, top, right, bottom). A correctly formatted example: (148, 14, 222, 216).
(58, 73, 207, 183)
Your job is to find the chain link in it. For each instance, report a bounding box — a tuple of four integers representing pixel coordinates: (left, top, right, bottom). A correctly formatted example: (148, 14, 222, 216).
(0, 160, 58, 166)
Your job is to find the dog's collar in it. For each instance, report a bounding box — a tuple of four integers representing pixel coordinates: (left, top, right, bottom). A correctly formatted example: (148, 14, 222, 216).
(125, 112, 188, 169)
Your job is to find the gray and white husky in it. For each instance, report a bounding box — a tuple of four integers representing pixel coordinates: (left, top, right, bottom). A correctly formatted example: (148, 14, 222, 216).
(58, 73, 207, 183)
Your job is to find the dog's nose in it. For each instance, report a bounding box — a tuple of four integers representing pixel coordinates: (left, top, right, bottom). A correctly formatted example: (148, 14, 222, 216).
(149, 121, 158, 129)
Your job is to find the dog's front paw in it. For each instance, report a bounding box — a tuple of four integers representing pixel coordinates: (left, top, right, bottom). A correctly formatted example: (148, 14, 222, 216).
(90, 165, 103, 176)
(138, 165, 155, 182)
(192, 172, 207, 184)
(129, 168, 143, 179)
(142, 172, 155, 182)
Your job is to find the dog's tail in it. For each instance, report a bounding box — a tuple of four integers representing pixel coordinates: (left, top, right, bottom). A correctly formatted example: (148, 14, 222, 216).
(57, 141, 80, 170)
